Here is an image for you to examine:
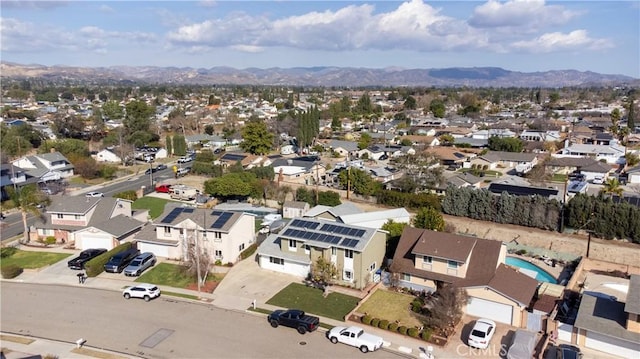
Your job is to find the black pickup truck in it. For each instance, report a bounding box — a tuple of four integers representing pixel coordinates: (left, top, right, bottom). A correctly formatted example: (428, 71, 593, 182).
(67, 248, 107, 270)
(267, 309, 320, 334)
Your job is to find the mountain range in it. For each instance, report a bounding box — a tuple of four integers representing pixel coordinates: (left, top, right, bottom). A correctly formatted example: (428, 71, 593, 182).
(1, 62, 637, 88)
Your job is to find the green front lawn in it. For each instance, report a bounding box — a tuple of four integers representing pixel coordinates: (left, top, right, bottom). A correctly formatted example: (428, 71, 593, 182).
(0, 249, 71, 269)
(357, 289, 422, 327)
(135, 262, 221, 289)
(132, 197, 170, 219)
(266, 283, 359, 321)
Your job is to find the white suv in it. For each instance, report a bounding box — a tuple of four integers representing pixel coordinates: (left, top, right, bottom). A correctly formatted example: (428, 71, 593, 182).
(122, 283, 161, 301)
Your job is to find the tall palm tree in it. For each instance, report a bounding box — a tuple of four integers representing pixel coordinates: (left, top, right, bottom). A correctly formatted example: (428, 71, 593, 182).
(7, 184, 49, 244)
(600, 178, 624, 197)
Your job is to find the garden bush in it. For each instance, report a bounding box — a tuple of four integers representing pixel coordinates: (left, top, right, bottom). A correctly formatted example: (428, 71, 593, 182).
(411, 298, 423, 312)
(361, 315, 372, 325)
(1, 264, 23, 279)
(1, 247, 18, 258)
(240, 243, 257, 260)
(421, 328, 432, 341)
(45, 236, 56, 245)
(378, 319, 389, 330)
(114, 190, 138, 201)
(398, 326, 408, 335)
(516, 249, 527, 255)
(370, 318, 380, 328)
(408, 327, 420, 338)
(84, 242, 132, 277)
(388, 322, 399, 332)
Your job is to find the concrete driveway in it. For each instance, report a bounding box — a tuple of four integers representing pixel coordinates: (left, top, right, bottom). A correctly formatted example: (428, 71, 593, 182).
(211, 255, 297, 311)
(440, 315, 516, 358)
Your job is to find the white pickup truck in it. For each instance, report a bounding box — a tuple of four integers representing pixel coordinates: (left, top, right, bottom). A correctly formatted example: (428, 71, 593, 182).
(327, 326, 384, 353)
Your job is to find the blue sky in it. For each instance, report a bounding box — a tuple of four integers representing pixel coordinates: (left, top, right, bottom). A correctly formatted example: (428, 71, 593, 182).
(1, 1, 638, 78)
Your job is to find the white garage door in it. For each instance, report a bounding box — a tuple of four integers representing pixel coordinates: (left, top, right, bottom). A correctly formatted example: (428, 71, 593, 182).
(585, 331, 640, 359)
(466, 297, 513, 325)
(138, 242, 169, 258)
(79, 234, 112, 250)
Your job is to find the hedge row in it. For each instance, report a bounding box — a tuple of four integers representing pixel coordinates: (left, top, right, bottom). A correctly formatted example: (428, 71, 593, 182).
(1, 264, 23, 279)
(84, 242, 133, 277)
(361, 315, 431, 341)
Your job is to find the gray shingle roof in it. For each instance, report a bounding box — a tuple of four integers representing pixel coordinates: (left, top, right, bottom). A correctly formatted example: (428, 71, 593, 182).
(91, 214, 144, 238)
(575, 294, 640, 343)
(47, 196, 101, 214)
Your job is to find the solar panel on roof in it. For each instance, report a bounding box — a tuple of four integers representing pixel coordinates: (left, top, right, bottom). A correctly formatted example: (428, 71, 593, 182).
(354, 229, 366, 237)
(223, 153, 246, 161)
(303, 232, 313, 239)
(291, 219, 303, 227)
(183, 208, 194, 213)
(347, 228, 359, 236)
(211, 210, 223, 216)
(341, 238, 359, 248)
(211, 212, 233, 229)
(160, 208, 183, 223)
(284, 228, 295, 237)
(310, 232, 320, 240)
(330, 236, 341, 244)
(320, 224, 331, 232)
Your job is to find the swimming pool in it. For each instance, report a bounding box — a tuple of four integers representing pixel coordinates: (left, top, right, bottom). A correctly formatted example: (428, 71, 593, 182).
(505, 256, 558, 284)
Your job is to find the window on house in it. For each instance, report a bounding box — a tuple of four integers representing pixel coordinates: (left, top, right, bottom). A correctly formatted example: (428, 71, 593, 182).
(402, 273, 411, 281)
(289, 239, 297, 250)
(331, 247, 337, 256)
(238, 243, 245, 252)
(304, 245, 310, 254)
(215, 250, 222, 258)
(214, 232, 222, 240)
(448, 260, 458, 269)
(270, 257, 284, 265)
(423, 256, 432, 264)
(343, 270, 353, 281)
(369, 262, 376, 271)
(74, 215, 81, 220)
(56, 214, 63, 219)
(164, 227, 171, 234)
(344, 249, 353, 259)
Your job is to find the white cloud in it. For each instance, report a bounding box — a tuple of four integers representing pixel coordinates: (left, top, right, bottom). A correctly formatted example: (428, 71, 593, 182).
(99, 5, 115, 14)
(469, 0, 580, 31)
(0, 1, 68, 10)
(511, 30, 614, 53)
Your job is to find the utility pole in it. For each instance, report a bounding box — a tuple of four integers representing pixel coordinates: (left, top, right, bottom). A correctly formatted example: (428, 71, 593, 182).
(149, 161, 154, 188)
(194, 223, 201, 295)
(315, 159, 319, 204)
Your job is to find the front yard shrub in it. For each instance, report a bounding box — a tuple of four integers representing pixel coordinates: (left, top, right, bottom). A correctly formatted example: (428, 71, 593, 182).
(411, 298, 423, 312)
(408, 327, 420, 338)
(240, 243, 257, 260)
(361, 315, 372, 325)
(421, 328, 432, 341)
(45, 236, 56, 245)
(114, 190, 137, 201)
(84, 242, 132, 277)
(388, 322, 399, 332)
(1, 264, 23, 278)
(1, 247, 18, 258)
(370, 318, 380, 328)
(398, 326, 408, 335)
(378, 319, 389, 330)
(516, 249, 527, 255)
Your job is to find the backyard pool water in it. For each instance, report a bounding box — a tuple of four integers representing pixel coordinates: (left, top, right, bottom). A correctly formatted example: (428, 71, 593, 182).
(505, 256, 558, 284)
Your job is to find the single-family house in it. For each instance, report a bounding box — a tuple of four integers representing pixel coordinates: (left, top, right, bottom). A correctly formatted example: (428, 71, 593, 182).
(556, 143, 626, 164)
(256, 217, 386, 289)
(32, 197, 147, 246)
(272, 158, 325, 185)
(12, 151, 74, 182)
(572, 275, 640, 358)
(133, 204, 255, 264)
(519, 130, 562, 142)
(0, 163, 28, 201)
(94, 149, 122, 163)
(399, 135, 440, 148)
(470, 151, 539, 173)
(367, 166, 401, 183)
(471, 129, 517, 140)
(304, 203, 363, 221)
(326, 140, 359, 158)
(627, 166, 640, 184)
(283, 201, 311, 219)
(580, 161, 613, 182)
(424, 147, 479, 169)
(391, 228, 539, 327)
(338, 208, 411, 229)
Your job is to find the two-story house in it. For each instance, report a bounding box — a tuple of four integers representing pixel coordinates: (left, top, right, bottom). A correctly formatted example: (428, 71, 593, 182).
(33, 197, 146, 247)
(133, 205, 255, 264)
(391, 228, 538, 327)
(0, 163, 27, 201)
(12, 151, 74, 182)
(257, 217, 386, 290)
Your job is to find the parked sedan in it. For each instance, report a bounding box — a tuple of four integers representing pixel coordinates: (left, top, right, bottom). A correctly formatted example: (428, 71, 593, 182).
(468, 318, 496, 349)
(85, 191, 104, 198)
(122, 283, 161, 301)
(156, 164, 168, 171)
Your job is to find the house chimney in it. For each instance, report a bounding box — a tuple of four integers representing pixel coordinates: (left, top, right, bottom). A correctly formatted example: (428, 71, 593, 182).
(50, 147, 56, 153)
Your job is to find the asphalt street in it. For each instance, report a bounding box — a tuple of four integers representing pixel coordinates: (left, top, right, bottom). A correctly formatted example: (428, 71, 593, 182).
(1, 282, 406, 359)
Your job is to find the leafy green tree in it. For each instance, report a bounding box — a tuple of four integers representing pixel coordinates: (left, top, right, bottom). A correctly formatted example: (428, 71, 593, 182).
(381, 220, 408, 258)
(627, 94, 636, 133)
(102, 100, 124, 120)
(204, 172, 256, 200)
(34, 90, 58, 103)
(600, 178, 624, 197)
(413, 207, 445, 231)
(338, 167, 380, 196)
(165, 135, 173, 157)
(331, 117, 342, 131)
(204, 124, 215, 135)
(429, 99, 446, 118)
(488, 136, 524, 152)
(404, 96, 417, 110)
(39, 139, 89, 159)
(7, 184, 49, 243)
(172, 134, 187, 156)
(0, 124, 42, 156)
(353, 93, 372, 116)
(124, 100, 155, 135)
(310, 256, 339, 289)
(317, 191, 341, 206)
(358, 132, 372, 150)
(240, 120, 273, 155)
(438, 134, 455, 146)
(626, 152, 639, 167)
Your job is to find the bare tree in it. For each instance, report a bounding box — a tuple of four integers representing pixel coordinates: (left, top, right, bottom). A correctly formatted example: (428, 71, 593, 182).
(308, 256, 339, 290)
(417, 284, 468, 337)
(184, 232, 213, 287)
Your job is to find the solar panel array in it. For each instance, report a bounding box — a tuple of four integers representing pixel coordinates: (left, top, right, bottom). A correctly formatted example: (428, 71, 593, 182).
(222, 153, 246, 161)
(320, 223, 366, 238)
(211, 212, 233, 229)
(290, 219, 320, 230)
(160, 208, 184, 223)
(281, 221, 366, 248)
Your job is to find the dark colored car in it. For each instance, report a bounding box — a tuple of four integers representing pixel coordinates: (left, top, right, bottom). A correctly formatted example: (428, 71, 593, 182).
(156, 164, 168, 171)
(68, 248, 107, 270)
(267, 309, 320, 334)
(104, 248, 140, 273)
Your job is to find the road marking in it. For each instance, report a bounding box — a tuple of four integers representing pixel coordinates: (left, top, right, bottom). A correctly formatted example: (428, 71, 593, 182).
(139, 328, 174, 348)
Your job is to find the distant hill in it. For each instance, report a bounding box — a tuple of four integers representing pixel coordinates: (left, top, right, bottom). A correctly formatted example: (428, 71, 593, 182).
(1, 62, 637, 87)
